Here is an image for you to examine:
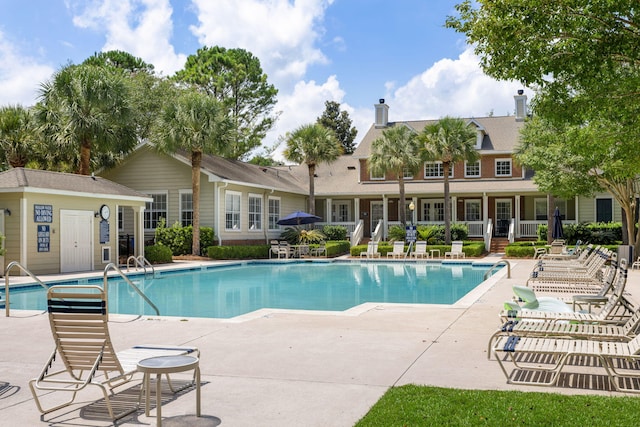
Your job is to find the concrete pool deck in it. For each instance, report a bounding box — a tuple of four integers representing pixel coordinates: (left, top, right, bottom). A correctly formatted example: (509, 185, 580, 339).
(1, 256, 638, 426)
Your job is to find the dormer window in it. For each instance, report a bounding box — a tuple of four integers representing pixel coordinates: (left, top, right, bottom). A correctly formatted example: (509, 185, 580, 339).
(495, 159, 512, 177)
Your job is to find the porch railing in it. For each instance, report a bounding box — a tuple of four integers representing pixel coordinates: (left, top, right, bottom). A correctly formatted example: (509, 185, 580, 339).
(351, 220, 364, 246)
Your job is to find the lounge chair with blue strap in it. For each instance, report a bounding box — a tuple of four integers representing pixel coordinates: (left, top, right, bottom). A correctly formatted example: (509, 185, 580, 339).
(29, 285, 199, 421)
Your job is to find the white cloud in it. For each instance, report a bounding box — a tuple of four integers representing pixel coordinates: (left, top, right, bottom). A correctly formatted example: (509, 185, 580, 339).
(266, 74, 346, 160)
(386, 48, 531, 121)
(189, 0, 333, 92)
(70, 0, 186, 75)
(0, 31, 55, 106)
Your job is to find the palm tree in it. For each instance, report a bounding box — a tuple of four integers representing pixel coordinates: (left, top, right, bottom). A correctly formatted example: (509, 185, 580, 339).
(37, 64, 136, 175)
(0, 105, 39, 169)
(283, 123, 342, 215)
(420, 116, 479, 244)
(368, 125, 422, 226)
(153, 89, 231, 255)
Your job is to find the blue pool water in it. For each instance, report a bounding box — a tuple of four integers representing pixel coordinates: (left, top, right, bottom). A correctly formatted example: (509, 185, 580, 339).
(5, 261, 500, 319)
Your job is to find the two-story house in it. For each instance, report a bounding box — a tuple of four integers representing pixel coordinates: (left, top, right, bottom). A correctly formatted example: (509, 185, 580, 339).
(101, 92, 622, 255)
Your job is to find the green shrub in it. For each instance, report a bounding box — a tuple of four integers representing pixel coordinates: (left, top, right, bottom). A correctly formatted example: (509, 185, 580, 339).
(279, 226, 326, 244)
(325, 240, 350, 257)
(537, 222, 622, 245)
(206, 240, 350, 260)
(387, 225, 406, 241)
(144, 244, 173, 264)
(154, 219, 215, 255)
(322, 225, 347, 241)
(207, 245, 270, 259)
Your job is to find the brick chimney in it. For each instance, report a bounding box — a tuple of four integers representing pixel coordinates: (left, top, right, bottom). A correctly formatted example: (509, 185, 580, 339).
(374, 98, 389, 128)
(514, 90, 527, 121)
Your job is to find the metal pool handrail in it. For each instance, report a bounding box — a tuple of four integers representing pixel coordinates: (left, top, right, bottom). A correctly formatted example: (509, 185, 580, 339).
(4, 261, 49, 317)
(103, 263, 159, 319)
(126, 255, 155, 278)
(484, 259, 511, 280)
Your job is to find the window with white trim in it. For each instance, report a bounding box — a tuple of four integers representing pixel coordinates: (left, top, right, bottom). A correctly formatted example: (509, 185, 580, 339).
(424, 162, 453, 178)
(225, 191, 241, 231)
(332, 201, 350, 222)
(465, 160, 480, 178)
(422, 199, 445, 222)
(495, 159, 512, 177)
(144, 193, 167, 230)
(268, 197, 280, 230)
(370, 167, 385, 180)
(179, 191, 193, 226)
(534, 198, 547, 220)
(248, 193, 262, 231)
(465, 200, 481, 221)
(402, 167, 413, 180)
(118, 206, 124, 231)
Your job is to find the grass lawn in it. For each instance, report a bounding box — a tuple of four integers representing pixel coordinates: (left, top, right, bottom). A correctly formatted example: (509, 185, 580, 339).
(355, 385, 640, 426)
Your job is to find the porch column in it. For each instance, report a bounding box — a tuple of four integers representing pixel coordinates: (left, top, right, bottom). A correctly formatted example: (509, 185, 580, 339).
(451, 196, 457, 224)
(515, 195, 521, 238)
(135, 206, 145, 257)
(382, 195, 388, 240)
(326, 198, 332, 224)
(354, 198, 360, 228)
(483, 193, 489, 233)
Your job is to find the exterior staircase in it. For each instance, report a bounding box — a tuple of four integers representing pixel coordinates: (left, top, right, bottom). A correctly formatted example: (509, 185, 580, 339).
(490, 238, 510, 254)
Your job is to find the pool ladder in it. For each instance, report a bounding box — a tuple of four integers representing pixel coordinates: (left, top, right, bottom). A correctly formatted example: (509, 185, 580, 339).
(3, 261, 49, 317)
(126, 255, 155, 278)
(104, 263, 160, 320)
(2, 261, 159, 319)
(484, 259, 511, 280)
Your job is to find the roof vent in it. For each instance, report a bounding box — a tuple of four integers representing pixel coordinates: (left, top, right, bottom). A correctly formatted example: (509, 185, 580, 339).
(347, 166, 356, 170)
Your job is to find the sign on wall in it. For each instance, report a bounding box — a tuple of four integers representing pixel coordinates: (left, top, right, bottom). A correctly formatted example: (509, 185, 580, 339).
(34, 204, 53, 223)
(37, 225, 50, 252)
(100, 219, 110, 244)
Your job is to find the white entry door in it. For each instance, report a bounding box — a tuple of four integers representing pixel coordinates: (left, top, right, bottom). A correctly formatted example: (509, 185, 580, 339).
(60, 210, 93, 273)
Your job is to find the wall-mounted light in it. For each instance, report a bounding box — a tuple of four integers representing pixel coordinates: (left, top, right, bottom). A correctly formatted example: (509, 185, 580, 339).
(3, 209, 10, 216)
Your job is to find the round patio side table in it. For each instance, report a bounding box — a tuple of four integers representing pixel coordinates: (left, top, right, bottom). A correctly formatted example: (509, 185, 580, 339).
(137, 355, 200, 427)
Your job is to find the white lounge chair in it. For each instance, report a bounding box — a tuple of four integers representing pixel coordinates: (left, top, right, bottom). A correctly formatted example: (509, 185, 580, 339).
(29, 285, 199, 421)
(387, 241, 405, 258)
(360, 241, 380, 259)
(411, 241, 429, 259)
(444, 241, 465, 258)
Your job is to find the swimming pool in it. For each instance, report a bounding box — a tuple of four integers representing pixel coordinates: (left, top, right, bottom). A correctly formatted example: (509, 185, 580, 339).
(5, 260, 502, 319)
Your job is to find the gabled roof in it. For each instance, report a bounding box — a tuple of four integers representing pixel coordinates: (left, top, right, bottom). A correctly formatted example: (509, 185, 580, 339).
(352, 115, 524, 158)
(154, 144, 307, 194)
(0, 167, 149, 200)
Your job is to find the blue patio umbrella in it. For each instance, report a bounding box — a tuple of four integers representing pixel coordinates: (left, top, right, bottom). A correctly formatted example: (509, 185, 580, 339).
(552, 207, 564, 239)
(276, 211, 322, 226)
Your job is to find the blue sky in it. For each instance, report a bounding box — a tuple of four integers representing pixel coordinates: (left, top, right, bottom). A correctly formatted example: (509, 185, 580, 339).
(0, 0, 530, 157)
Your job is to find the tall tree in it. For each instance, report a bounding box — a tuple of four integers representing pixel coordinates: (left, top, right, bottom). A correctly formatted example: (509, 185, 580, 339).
(283, 124, 342, 215)
(516, 116, 640, 249)
(37, 63, 136, 175)
(447, 0, 640, 252)
(317, 101, 358, 154)
(152, 89, 231, 255)
(83, 50, 170, 140)
(368, 125, 422, 226)
(174, 46, 279, 160)
(0, 105, 39, 169)
(420, 117, 478, 244)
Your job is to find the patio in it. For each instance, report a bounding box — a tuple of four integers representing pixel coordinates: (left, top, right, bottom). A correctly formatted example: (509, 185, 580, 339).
(0, 257, 637, 426)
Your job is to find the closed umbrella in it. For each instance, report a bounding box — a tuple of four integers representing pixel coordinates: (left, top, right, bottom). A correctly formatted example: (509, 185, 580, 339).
(552, 207, 564, 239)
(276, 211, 322, 226)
